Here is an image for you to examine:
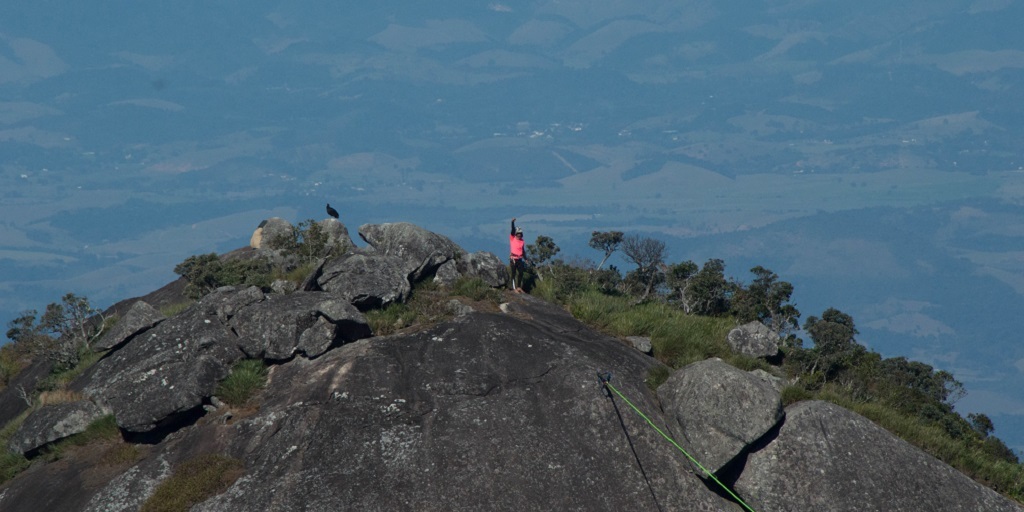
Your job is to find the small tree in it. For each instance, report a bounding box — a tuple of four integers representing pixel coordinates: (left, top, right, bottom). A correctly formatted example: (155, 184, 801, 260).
(526, 235, 560, 281)
(41, 293, 101, 346)
(664, 260, 698, 304)
(683, 259, 732, 315)
(621, 235, 666, 302)
(588, 231, 624, 270)
(6, 311, 47, 349)
(5, 294, 106, 372)
(731, 266, 801, 336)
(803, 307, 861, 383)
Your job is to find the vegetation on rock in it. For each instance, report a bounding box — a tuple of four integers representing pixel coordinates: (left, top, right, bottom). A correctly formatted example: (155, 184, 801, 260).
(139, 453, 244, 512)
(215, 359, 269, 408)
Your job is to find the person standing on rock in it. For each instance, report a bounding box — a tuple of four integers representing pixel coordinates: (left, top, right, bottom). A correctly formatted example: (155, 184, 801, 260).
(509, 217, 528, 293)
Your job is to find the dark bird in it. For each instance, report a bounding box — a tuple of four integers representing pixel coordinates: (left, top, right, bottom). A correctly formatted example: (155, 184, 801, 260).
(326, 203, 339, 219)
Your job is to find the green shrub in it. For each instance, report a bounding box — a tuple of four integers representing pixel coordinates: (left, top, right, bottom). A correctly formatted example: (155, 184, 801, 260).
(140, 453, 244, 512)
(215, 360, 268, 407)
(266, 219, 347, 265)
(366, 303, 416, 336)
(0, 451, 29, 484)
(648, 314, 733, 368)
(274, 261, 319, 288)
(780, 385, 813, 406)
(39, 346, 105, 392)
(174, 253, 273, 300)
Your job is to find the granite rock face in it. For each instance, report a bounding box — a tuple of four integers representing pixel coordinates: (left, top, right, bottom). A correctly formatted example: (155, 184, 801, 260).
(736, 400, 1024, 512)
(1, 295, 1021, 512)
(358, 222, 466, 281)
(76, 287, 371, 434)
(657, 358, 785, 474)
(317, 249, 413, 310)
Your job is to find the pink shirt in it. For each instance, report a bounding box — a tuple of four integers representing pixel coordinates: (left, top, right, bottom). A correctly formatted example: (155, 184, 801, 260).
(510, 235, 525, 260)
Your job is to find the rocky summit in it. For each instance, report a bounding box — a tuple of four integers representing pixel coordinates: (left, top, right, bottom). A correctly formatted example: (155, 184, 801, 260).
(0, 220, 1021, 512)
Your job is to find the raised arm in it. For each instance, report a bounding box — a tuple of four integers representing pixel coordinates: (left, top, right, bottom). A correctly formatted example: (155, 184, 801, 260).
(511, 217, 517, 236)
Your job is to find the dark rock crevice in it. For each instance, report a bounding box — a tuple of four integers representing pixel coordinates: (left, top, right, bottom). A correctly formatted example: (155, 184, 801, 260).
(704, 415, 785, 505)
(122, 403, 208, 445)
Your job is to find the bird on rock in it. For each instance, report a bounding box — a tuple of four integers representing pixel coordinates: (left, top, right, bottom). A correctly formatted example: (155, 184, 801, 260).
(326, 203, 339, 219)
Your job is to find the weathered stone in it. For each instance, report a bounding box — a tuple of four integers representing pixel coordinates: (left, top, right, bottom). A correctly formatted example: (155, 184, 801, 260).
(456, 251, 508, 288)
(358, 222, 466, 281)
(737, 400, 1024, 512)
(232, 291, 371, 360)
(317, 249, 411, 310)
(625, 335, 652, 354)
(271, 279, 298, 295)
(446, 299, 474, 317)
(8, 400, 105, 454)
(254, 217, 293, 250)
(82, 454, 174, 512)
(93, 301, 165, 352)
(726, 321, 779, 358)
(319, 218, 355, 255)
(78, 287, 264, 432)
(433, 259, 461, 287)
(657, 358, 784, 474)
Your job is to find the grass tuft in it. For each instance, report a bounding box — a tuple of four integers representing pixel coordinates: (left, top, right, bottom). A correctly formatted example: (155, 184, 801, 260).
(365, 303, 416, 336)
(140, 453, 244, 512)
(161, 301, 194, 317)
(450, 277, 502, 304)
(215, 359, 268, 407)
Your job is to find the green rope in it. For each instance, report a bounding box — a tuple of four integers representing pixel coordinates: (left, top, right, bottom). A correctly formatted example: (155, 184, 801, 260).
(603, 380, 757, 512)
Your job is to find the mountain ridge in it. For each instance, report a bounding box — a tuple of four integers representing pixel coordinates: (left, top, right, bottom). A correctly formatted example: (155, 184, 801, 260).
(0, 219, 1021, 511)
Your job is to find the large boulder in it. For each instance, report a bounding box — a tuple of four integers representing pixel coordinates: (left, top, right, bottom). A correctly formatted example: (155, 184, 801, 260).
(657, 358, 784, 474)
(176, 299, 736, 512)
(726, 321, 779, 359)
(358, 222, 466, 281)
(93, 301, 165, 352)
(232, 291, 371, 360)
(456, 251, 508, 288)
(432, 259, 461, 287)
(317, 249, 412, 310)
(8, 400, 106, 454)
(250, 217, 292, 250)
(78, 287, 265, 432)
(736, 400, 1024, 512)
(319, 218, 355, 255)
